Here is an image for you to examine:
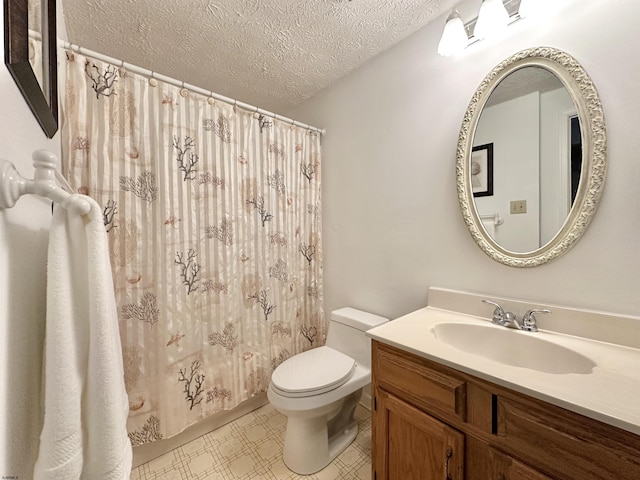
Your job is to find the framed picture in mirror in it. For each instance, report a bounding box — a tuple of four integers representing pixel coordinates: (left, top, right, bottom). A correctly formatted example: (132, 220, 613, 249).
(4, 0, 58, 138)
(471, 143, 493, 197)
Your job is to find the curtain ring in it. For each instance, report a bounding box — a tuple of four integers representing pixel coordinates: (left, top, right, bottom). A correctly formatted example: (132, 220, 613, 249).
(233, 99, 237, 113)
(180, 81, 188, 97)
(207, 91, 215, 105)
(149, 71, 158, 87)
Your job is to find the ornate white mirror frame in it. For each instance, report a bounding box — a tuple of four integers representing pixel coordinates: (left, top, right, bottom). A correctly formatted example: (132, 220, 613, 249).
(456, 47, 607, 267)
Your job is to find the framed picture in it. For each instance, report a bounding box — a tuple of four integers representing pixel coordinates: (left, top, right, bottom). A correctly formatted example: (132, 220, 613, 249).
(4, 0, 58, 138)
(471, 143, 493, 197)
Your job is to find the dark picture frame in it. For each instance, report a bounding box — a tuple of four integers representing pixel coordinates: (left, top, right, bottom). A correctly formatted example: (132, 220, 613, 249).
(471, 143, 493, 197)
(4, 0, 58, 138)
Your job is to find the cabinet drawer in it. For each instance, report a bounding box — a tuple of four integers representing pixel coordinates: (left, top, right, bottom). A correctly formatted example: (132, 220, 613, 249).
(497, 397, 640, 480)
(488, 445, 553, 480)
(374, 342, 466, 421)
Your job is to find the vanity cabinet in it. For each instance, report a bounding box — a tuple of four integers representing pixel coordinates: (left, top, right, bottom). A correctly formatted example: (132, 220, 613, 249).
(371, 341, 640, 480)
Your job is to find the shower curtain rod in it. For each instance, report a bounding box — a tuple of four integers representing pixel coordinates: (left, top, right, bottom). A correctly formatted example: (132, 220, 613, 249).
(59, 41, 326, 136)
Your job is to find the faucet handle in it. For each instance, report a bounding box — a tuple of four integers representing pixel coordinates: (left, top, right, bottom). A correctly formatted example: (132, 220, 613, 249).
(481, 299, 505, 325)
(522, 309, 551, 332)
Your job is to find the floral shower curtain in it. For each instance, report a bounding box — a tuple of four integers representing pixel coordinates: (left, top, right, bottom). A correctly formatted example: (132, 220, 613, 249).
(60, 50, 325, 446)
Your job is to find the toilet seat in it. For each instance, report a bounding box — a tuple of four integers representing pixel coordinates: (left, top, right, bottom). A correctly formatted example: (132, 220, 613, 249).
(271, 346, 356, 398)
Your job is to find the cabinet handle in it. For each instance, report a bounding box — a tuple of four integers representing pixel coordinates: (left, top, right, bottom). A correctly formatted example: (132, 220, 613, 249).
(445, 447, 453, 480)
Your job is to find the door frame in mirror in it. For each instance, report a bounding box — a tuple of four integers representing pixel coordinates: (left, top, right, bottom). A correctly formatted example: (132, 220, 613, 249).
(456, 47, 606, 267)
(4, 0, 58, 138)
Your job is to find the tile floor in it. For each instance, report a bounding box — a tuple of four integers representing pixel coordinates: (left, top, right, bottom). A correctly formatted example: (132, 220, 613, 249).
(131, 404, 372, 479)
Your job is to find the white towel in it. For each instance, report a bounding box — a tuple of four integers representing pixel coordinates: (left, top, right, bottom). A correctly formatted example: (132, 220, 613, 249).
(34, 195, 132, 480)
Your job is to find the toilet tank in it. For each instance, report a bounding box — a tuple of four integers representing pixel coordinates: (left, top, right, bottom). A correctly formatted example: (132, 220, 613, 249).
(326, 307, 388, 369)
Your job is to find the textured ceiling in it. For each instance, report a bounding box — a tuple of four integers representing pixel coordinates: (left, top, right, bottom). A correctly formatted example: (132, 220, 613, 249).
(60, 0, 456, 114)
(485, 67, 564, 107)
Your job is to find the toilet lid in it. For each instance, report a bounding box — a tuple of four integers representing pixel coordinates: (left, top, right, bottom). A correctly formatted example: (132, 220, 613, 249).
(271, 346, 356, 397)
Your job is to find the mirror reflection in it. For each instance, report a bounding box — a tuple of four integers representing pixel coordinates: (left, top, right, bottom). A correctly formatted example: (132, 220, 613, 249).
(472, 66, 581, 253)
(27, 0, 45, 97)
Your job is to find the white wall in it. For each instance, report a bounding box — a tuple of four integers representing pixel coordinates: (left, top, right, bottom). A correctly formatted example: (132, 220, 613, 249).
(0, 4, 62, 477)
(474, 92, 540, 252)
(289, 0, 640, 320)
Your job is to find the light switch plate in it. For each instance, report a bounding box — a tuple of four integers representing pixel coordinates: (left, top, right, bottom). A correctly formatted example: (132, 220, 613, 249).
(510, 200, 527, 214)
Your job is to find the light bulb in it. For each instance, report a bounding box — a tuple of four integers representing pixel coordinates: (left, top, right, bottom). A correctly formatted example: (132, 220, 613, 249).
(518, 0, 549, 19)
(518, 0, 532, 18)
(474, 0, 509, 40)
(438, 9, 468, 57)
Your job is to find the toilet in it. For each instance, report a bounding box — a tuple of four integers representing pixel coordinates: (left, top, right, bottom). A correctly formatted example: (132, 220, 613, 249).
(267, 307, 388, 474)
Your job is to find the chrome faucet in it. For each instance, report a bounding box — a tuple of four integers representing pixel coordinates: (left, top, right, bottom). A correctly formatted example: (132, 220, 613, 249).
(521, 308, 551, 332)
(481, 300, 552, 332)
(481, 300, 521, 329)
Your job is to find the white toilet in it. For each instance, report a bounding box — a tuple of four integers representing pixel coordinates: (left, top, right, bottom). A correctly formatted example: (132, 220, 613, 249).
(267, 307, 388, 474)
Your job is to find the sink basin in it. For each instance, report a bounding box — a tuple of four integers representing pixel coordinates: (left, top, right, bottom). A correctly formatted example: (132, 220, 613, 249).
(431, 322, 596, 374)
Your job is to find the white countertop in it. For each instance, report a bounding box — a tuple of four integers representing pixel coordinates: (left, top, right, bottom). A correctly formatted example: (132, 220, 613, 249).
(367, 306, 640, 435)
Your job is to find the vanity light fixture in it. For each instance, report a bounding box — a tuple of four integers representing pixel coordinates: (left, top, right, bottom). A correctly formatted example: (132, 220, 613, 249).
(437, 8, 468, 57)
(474, 0, 510, 40)
(438, 0, 526, 57)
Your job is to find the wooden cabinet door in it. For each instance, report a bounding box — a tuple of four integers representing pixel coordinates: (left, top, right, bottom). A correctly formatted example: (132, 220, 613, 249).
(373, 388, 464, 480)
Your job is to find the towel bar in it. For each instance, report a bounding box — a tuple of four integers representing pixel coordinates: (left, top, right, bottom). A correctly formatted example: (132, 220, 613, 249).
(0, 150, 90, 215)
(480, 213, 503, 226)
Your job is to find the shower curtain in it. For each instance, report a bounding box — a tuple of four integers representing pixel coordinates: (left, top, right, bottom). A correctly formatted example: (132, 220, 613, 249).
(60, 50, 325, 445)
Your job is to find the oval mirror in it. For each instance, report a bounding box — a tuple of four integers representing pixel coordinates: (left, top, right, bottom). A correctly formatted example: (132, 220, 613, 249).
(456, 47, 606, 267)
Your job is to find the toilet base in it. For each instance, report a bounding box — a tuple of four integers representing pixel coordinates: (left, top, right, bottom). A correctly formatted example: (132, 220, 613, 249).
(282, 389, 362, 475)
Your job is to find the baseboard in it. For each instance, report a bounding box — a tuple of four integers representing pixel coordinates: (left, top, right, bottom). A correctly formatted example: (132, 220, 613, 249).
(132, 393, 269, 468)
